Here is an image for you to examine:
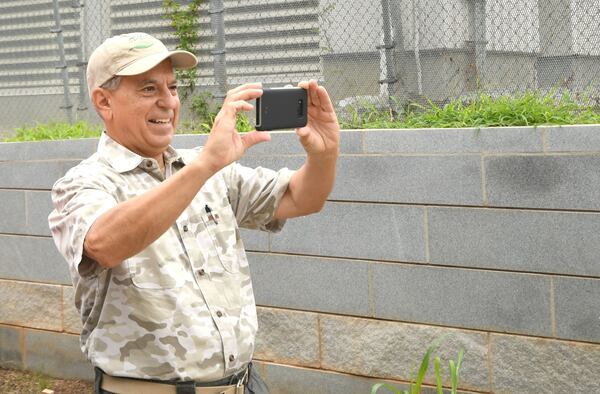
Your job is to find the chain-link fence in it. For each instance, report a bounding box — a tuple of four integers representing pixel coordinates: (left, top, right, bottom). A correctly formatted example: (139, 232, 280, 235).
(1, 0, 600, 134)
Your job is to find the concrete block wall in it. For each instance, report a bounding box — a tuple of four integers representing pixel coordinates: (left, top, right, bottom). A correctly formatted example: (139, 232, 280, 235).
(1, 127, 600, 393)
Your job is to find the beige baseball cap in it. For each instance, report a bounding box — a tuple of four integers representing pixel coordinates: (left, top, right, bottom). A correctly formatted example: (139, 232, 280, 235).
(86, 32, 198, 96)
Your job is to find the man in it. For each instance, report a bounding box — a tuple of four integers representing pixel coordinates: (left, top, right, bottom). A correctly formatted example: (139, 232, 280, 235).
(48, 32, 339, 394)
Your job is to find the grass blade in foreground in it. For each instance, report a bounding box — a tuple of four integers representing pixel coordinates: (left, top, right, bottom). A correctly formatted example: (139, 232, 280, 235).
(434, 357, 443, 394)
(411, 335, 446, 394)
(450, 348, 465, 393)
(370, 383, 405, 394)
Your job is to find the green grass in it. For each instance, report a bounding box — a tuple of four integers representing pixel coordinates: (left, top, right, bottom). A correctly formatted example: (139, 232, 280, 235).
(179, 112, 254, 134)
(4, 120, 102, 142)
(341, 90, 600, 129)
(179, 91, 254, 133)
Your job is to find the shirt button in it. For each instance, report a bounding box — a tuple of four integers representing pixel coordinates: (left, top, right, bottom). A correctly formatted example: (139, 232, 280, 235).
(198, 269, 205, 276)
(145, 161, 153, 168)
(229, 355, 235, 362)
(182, 224, 188, 232)
(216, 311, 223, 317)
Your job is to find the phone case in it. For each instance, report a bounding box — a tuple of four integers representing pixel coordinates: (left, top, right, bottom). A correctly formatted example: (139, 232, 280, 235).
(255, 87, 308, 131)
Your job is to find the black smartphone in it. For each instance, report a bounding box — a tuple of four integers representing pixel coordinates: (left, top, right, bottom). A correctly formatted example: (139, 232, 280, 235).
(255, 87, 308, 131)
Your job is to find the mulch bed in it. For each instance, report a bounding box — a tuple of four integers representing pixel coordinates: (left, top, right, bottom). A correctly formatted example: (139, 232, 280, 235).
(0, 368, 93, 394)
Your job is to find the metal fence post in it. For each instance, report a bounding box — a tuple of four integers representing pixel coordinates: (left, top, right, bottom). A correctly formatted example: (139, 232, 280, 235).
(72, 0, 87, 114)
(209, 0, 227, 99)
(467, 0, 487, 92)
(378, 0, 398, 113)
(51, 0, 74, 124)
(81, 0, 110, 120)
(411, 0, 423, 96)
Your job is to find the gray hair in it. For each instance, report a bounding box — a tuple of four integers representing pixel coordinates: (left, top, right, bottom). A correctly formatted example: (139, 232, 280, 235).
(100, 76, 122, 90)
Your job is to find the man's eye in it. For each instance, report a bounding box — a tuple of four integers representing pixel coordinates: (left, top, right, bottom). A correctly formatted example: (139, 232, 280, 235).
(142, 86, 156, 92)
(169, 85, 178, 91)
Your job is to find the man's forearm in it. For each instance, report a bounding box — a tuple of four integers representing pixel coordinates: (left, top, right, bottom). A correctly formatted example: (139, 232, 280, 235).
(84, 158, 216, 268)
(275, 153, 337, 219)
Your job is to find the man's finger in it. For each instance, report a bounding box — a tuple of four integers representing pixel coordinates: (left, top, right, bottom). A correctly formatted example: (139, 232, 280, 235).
(241, 130, 271, 151)
(308, 79, 321, 109)
(226, 82, 263, 97)
(317, 86, 335, 112)
(226, 88, 263, 104)
(297, 80, 309, 90)
(222, 100, 254, 115)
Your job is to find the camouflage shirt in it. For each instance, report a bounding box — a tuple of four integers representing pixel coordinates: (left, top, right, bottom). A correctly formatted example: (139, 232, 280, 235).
(49, 133, 293, 381)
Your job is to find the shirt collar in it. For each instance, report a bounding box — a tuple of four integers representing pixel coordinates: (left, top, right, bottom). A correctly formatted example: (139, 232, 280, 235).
(97, 132, 185, 173)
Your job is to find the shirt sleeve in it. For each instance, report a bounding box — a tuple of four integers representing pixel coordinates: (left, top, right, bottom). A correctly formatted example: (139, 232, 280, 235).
(48, 169, 118, 278)
(222, 162, 295, 232)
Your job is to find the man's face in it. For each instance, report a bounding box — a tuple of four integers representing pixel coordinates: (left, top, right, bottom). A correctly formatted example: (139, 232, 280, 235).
(106, 59, 180, 159)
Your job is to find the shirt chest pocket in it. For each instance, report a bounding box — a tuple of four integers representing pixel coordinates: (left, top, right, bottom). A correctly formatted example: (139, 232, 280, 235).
(190, 204, 242, 274)
(126, 234, 188, 289)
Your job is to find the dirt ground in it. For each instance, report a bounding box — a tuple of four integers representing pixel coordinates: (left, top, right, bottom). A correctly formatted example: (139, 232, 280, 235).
(0, 368, 93, 394)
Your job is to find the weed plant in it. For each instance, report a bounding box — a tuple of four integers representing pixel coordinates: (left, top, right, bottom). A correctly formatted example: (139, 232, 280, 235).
(371, 337, 465, 394)
(341, 90, 600, 129)
(5, 121, 102, 142)
(180, 92, 254, 133)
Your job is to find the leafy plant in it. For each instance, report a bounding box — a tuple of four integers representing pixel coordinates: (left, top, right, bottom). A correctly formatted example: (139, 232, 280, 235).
(180, 91, 254, 133)
(163, 0, 203, 100)
(371, 337, 465, 394)
(4, 121, 102, 142)
(340, 90, 600, 129)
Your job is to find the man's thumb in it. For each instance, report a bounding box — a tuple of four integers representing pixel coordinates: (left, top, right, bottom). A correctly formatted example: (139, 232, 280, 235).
(241, 131, 271, 151)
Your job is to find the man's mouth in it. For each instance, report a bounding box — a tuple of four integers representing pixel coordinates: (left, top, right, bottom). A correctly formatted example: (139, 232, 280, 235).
(149, 118, 171, 124)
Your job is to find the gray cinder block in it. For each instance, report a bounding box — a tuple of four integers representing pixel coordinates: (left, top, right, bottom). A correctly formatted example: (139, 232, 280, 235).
(270, 202, 425, 263)
(0, 190, 26, 233)
(248, 252, 370, 316)
(0, 235, 70, 284)
(26, 191, 53, 236)
(491, 333, 600, 393)
(261, 362, 417, 394)
(332, 155, 483, 204)
(0, 280, 62, 331)
(364, 127, 543, 154)
(428, 206, 600, 276)
(319, 314, 490, 391)
(0, 138, 97, 161)
(544, 124, 600, 152)
(25, 330, 93, 380)
(255, 307, 319, 367)
(372, 264, 552, 336)
(239, 228, 269, 252)
(485, 155, 600, 210)
(554, 277, 600, 342)
(0, 325, 23, 369)
(0, 160, 81, 189)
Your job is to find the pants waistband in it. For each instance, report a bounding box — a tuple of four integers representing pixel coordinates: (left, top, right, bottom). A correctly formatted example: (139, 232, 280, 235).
(97, 367, 248, 394)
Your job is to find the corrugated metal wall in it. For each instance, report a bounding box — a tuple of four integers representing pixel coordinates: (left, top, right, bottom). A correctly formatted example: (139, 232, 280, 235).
(0, 0, 321, 98)
(0, 0, 82, 96)
(110, 0, 321, 85)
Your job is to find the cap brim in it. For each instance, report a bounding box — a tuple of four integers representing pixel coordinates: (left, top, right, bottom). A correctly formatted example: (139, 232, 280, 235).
(116, 50, 198, 76)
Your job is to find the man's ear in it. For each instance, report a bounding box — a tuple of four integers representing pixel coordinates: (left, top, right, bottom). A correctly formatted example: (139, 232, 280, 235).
(91, 88, 112, 121)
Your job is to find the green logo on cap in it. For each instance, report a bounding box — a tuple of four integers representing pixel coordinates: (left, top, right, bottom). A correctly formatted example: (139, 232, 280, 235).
(132, 41, 153, 49)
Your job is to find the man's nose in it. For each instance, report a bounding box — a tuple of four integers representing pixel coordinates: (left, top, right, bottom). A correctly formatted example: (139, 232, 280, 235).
(157, 88, 178, 109)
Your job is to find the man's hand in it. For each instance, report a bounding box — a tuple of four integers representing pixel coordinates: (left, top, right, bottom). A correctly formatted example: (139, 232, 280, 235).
(295, 80, 340, 158)
(274, 80, 340, 219)
(200, 83, 271, 172)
